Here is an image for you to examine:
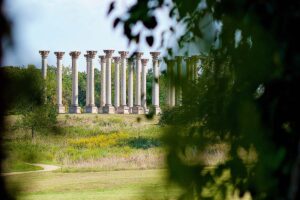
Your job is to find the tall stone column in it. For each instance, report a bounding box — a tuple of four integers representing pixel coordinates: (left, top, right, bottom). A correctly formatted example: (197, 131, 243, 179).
(118, 51, 130, 114)
(54, 52, 65, 114)
(192, 55, 199, 80)
(69, 51, 81, 113)
(113, 56, 120, 109)
(185, 57, 192, 81)
(150, 52, 161, 115)
(190, 55, 199, 81)
(166, 59, 176, 107)
(85, 51, 98, 113)
(141, 58, 149, 113)
(128, 58, 134, 113)
(99, 55, 106, 113)
(84, 54, 90, 108)
(175, 56, 183, 106)
(103, 50, 115, 114)
(133, 52, 144, 114)
(39, 50, 50, 79)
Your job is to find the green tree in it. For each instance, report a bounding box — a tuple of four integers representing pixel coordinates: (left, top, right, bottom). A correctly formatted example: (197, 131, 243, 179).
(109, 0, 300, 199)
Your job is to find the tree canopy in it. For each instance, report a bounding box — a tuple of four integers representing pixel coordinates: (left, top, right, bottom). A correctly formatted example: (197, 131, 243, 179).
(109, 0, 300, 199)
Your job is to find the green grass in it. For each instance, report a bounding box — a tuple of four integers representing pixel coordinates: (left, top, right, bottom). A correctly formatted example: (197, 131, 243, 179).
(3, 161, 43, 173)
(6, 169, 181, 200)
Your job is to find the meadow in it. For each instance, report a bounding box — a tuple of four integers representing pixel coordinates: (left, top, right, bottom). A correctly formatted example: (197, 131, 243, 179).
(2, 114, 231, 200)
(3, 114, 164, 172)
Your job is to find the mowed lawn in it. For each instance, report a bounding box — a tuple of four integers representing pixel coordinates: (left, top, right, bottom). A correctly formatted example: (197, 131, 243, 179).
(6, 169, 180, 200)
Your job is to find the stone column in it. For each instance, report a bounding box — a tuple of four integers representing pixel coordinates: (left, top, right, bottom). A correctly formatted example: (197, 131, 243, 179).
(54, 52, 65, 114)
(69, 51, 81, 113)
(185, 57, 191, 81)
(99, 55, 106, 113)
(85, 51, 98, 113)
(118, 51, 130, 114)
(141, 58, 149, 113)
(150, 52, 161, 115)
(192, 55, 199, 80)
(113, 56, 120, 109)
(128, 58, 134, 113)
(166, 59, 171, 106)
(84, 54, 90, 108)
(103, 50, 115, 114)
(166, 59, 176, 107)
(132, 52, 144, 114)
(194, 55, 199, 81)
(39, 50, 50, 79)
(175, 56, 183, 106)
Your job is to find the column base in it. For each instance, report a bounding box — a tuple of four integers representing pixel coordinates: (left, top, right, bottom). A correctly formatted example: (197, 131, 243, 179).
(129, 107, 133, 114)
(85, 105, 98, 113)
(98, 106, 105, 114)
(69, 106, 81, 114)
(103, 104, 116, 114)
(57, 105, 65, 114)
(117, 105, 130, 114)
(150, 106, 161, 115)
(143, 107, 149, 114)
(132, 106, 145, 114)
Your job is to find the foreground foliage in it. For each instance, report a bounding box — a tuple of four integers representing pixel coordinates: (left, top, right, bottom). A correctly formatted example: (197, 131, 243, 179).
(110, 0, 300, 199)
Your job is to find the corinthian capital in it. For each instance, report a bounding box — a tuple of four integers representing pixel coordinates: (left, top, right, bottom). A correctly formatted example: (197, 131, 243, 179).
(141, 58, 149, 66)
(69, 51, 81, 59)
(39, 50, 50, 58)
(54, 52, 65, 59)
(135, 52, 143, 59)
(104, 50, 115, 58)
(87, 50, 97, 59)
(150, 52, 160, 60)
(113, 56, 121, 64)
(119, 51, 129, 58)
(99, 55, 106, 63)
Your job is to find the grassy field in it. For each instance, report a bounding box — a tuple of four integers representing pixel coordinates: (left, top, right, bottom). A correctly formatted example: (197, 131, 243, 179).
(3, 114, 173, 199)
(3, 114, 164, 172)
(2, 114, 232, 200)
(6, 169, 180, 200)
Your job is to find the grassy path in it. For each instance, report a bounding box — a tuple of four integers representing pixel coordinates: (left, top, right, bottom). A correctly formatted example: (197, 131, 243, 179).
(5, 169, 179, 200)
(2, 163, 60, 176)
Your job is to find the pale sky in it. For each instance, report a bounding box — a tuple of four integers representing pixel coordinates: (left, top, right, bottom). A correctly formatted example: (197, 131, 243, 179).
(2, 0, 173, 71)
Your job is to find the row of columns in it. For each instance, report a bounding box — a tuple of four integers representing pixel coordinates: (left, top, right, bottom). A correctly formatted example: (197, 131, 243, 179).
(39, 50, 161, 115)
(165, 55, 201, 107)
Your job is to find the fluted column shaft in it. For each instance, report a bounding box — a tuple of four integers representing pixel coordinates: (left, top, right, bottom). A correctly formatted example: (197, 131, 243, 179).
(128, 58, 134, 109)
(57, 58, 63, 106)
(99, 56, 106, 108)
(85, 54, 90, 106)
(103, 50, 115, 114)
(166, 60, 176, 106)
(72, 57, 79, 105)
(55, 53, 64, 106)
(152, 54, 160, 106)
(54, 52, 65, 113)
(119, 51, 128, 106)
(135, 52, 143, 106)
(113, 57, 120, 108)
(175, 56, 183, 106)
(141, 58, 148, 109)
(87, 51, 97, 107)
(150, 52, 161, 114)
(69, 51, 81, 113)
(39, 50, 50, 79)
(170, 60, 176, 106)
(192, 55, 199, 80)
